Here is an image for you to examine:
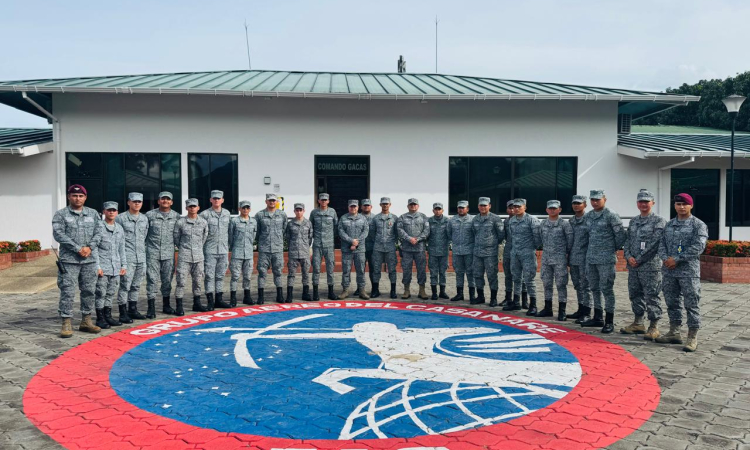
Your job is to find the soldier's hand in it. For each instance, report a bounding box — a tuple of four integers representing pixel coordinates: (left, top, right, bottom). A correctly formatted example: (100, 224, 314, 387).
(350, 245, 357, 251)
(628, 257, 638, 268)
(409, 237, 418, 245)
(352, 239, 359, 247)
(120, 268, 127, 276)
(97, 269, 103, 277)
(664, 257, 677, 269)
(79, 247, 91, 257)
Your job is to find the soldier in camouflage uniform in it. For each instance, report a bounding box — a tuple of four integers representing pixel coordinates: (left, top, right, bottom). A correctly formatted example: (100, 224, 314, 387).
(580, 190, 627, 334)
(398, 198, 431, 300)
(539, 200, 573, 320)
(310, 193, 338, 300)
(229, 200, 257, 306)
(145, 191, 180, 318)
(621, 189, 667, 339)
(506, 199, 541, 313)
(370, 197, 399, 299)
(447, 200, 475, 303)
(200, 190, 231, 310)
(94, 201, 127, 329)
(338, 200, 369, 299)
(567, 195, 592, 324)
(656, 193, 708, 352)
(360, 199, 375, 296)
(471, 197, 505, 306)
(503, 200, 527, 308)
(174, 198, 209, 314)
(287, 203, 313, 302)
(116, 192, 149, 322)
(427, 202, 450, 300)
(52, 184, 103, 338)
(255, 193, 289, 304)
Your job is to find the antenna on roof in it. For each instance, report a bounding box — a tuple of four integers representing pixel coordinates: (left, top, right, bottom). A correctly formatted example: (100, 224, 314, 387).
(435, 16, 439, 73)
(397, 55, 406, 73)
(244, 20, 252, 70)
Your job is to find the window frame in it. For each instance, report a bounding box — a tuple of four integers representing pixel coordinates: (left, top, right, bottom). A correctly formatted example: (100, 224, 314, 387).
(187, 153, 240, 214)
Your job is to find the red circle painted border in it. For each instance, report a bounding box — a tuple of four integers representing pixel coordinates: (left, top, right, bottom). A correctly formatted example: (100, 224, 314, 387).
(24, 302, 660, 450)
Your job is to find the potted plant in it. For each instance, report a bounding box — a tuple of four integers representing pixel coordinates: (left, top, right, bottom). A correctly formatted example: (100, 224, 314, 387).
(11, 240, 50, 263)
(0, 241, 14, 270)
(700, 240, 750, 283)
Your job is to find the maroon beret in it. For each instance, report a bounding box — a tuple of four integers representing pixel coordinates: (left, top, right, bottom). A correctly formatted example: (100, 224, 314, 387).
(67, 184, 87, 195)
(673, 193, 693, 206)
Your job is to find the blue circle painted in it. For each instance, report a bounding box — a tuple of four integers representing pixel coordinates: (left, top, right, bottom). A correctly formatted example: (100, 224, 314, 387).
(110, 309, 581, 440)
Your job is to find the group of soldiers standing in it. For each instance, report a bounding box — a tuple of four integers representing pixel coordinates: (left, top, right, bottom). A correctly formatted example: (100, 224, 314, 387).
(53, 184, 707, 352)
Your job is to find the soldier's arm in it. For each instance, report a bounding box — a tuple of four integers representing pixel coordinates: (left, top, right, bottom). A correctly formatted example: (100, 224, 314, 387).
(309, 210, 318, 233)
(307, 221, 313, 244)
(332, 210, 338, 229)
(532, 217, 542, 249)
(623, 225, 633, 259)
(563, 220, 574, 254)
(252, 219, 258, 244)
(418, 217, 430, 242)
(228, 219, 235, 249)
(637, 219, 666, 264)
(338, 219, 353, 244)
(369, 217, 377, 240)
(446, 219, 453, 241)
(611, 213, 627, 249)
(676, 221, 709, 262)
(658, 227, 669, 262)
(396, 217, 410, 240)
(52, 211, 82, 253)
(496, 216, 505, 244)
(360, 218, 369, 241)
(119, 229, 127, 269)
(201, 220, 209, 246)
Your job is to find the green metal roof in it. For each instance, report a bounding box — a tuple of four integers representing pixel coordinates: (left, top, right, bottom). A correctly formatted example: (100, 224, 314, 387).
(618, 133, 750, 158)
(0, 128, 53, 150)
(0, 70, 699, 119)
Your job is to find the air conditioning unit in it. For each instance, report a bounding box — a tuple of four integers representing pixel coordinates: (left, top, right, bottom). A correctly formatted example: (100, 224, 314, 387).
(618, 114, 632, 134)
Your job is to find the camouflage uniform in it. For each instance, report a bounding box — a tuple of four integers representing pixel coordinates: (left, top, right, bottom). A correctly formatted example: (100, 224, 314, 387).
(116, 210, 149, 305)
(338, 211, 369, 289)
(540, 217, 573, 303)
(287, 217, 313, 286)
(174, 214, 208, 298)
(427, 212, 450, 287)
(508, 212, 542, 297)
(94, 220, 126, 309)
(255, 208, 288, 288)
(502, 214, 526, 296)
(52, 206, 102, 318)
(448, 211, 475, 291)
(625, 212, 667, 321)
(397, 209, 430, 286)
(310, 207, 338, 286)
(584, 207, 626, 314)
(200, 207, 231, 294)
(145, 208, 180, 301)
(659, 215, 708, 329)
(229, 215, 257, 291)
(568, 214, 591, 308)
(362, 205, 375, 285)
(472, 211, 505, 291)
(371, 211, 399, 285)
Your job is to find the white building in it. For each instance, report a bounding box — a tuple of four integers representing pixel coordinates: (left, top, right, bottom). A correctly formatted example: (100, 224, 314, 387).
(1, 70, 748, 248)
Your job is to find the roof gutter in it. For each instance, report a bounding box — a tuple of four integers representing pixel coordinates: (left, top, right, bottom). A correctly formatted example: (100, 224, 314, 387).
(618, 146, 750, 159)
(0, 142, 54, 157)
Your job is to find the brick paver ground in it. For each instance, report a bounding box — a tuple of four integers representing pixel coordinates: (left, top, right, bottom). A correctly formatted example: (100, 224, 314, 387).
(1, 269, 749, 450)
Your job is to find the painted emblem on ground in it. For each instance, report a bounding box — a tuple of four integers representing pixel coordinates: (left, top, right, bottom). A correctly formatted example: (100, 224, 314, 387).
(24, 302, 661, 450)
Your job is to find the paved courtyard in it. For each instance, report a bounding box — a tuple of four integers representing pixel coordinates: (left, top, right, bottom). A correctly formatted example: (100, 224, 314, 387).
(1, 259, 749, 450)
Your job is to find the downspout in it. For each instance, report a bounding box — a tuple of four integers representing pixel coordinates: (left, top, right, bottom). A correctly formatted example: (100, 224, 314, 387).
(657, 157, 695, 217)
(22, 92, 64, 209)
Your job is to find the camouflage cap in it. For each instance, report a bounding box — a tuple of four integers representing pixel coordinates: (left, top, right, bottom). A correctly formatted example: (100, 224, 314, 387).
(294, 203, 305, 210)
(348, 199, 359, 207)
(103, 201, 118, 210)
(506, 200, 515, 207)
(265, 193, 278, 201)
(210, 190, 224, 199)
(128, 192, 143, 202)
(457, 200, 469, 208)
(361, 199, 372, 206)
(318, 193, 330, 200)
(572, 194, 587, 204)
(408, 198, 419, 205)
(637, 189, 654, 202)
(512, 198, 526, 206)
(478, 197, 490, 206)
(546, 200, 561, 209)
(185, 198, 199, 207)
(158, 191, 173, 200)
(589, 189, 605, 199)
(433, 202, 443, 209)
(239, 200, 251, 208)
(380, 197, 391, 204)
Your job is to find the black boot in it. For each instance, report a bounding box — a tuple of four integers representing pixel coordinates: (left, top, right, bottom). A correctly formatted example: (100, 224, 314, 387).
(468, 287, 476, 303)
(128, 301, 146, 320)
(276, 287, 286, 303)
(95, 308, 110, 329)
(390, 283, 398, 299)
(287, 287, 294, 303)
(175, 299, 185, 316)
(312, 285, 320, 301)
(431, 285, 438, 300)
(243, 289, 254, 305)
(525, 297, 538, 315)
(489, 290, 498, 307)
(557, 302, 567, 321)
(522, 292, 529, 310)
(581, 308, 604, 327)
(439, 285, 449, 299)
(575, 305, 591, 324)
(568, 303, 584, 320)
(503, 295, 518, 311)
(536, 300, 553, 318)
(215, 292, 230, 308)
(327, 285, 336, 300)
(103, 306, 121, 326)
(302, 285, 311, 301)
(471, 289, 485, 305)
(451, 287, 464, 302)
(370, 284, 381, 299)
(146, 299, 156, 319)
(229, 291, 237, 307)
(163, 297, 175, 315)
(118, 304, 133, 324)
(192, 296, 208, 312)
(500, 290, 511, 307)
(205, 293, 215, 311)
(257, 288, 265, 305)
(601, 312, 615, 334)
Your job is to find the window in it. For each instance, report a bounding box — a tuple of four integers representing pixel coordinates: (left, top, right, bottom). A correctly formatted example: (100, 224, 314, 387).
(448, 157, 577, 215)
(726, 169, 750, 227)
(66, 153, 182, 213)
(188, 154, 239, 214)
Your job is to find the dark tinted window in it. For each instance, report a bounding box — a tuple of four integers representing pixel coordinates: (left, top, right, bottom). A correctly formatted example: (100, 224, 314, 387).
(726, 169, 750, 227)
(188, 154, 239, 214)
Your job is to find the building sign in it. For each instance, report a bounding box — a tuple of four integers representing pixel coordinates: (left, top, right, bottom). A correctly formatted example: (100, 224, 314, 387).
(315, 156, 369, 176)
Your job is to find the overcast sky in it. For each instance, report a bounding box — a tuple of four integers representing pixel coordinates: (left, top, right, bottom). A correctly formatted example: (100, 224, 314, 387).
(2, 0, 748, 127)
